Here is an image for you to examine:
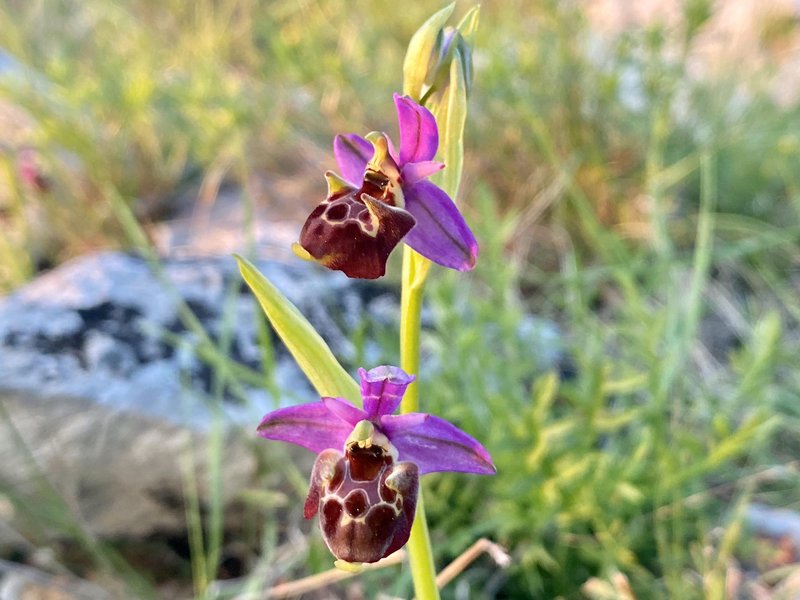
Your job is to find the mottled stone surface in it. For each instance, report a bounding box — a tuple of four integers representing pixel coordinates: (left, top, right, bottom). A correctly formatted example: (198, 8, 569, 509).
(0, 251, 398, 541)
(0, 251, 394, 426)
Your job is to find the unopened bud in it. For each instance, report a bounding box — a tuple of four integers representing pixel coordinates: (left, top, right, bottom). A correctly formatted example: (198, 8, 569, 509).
(402, 3, 455, 101)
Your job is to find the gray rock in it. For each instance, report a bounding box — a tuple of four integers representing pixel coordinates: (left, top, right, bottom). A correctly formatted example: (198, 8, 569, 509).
(746, 503, 800, 550)
(83, 330, 137, 373)
(0, 251, 396, 425)
(0, 557, 114, 600)
(0, 251, 400, 541)
(0, 390, 254, 541)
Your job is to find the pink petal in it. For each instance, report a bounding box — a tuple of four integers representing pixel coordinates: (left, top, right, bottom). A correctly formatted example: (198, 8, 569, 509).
(402, 160, 445, 186)
(386, 135, 400, 164)
(322, 396, 367, 426)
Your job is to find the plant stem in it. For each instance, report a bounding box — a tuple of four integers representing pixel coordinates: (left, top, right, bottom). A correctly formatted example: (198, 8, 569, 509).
(400, 246, 439, 600)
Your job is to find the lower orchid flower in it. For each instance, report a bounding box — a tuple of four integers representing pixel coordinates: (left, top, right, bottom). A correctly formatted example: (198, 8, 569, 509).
(293, 94, 479, 279)
(257, 366, 495, 564)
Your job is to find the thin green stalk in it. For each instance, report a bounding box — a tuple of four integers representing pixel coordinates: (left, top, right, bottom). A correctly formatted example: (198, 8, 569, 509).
(398, 9, 474, 593)
(400, 246, 438, 600)
(204, 277, 239, 592)
(103, 181, 257, 403)
(236, 147, 281, 405)
(182, 436, 208, 598)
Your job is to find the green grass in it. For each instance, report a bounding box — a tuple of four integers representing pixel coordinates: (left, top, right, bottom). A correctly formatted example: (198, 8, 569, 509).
(1, 0, 800, 598)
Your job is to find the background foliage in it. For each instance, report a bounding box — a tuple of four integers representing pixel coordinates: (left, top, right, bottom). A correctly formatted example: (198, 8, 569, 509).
(2, 0, 800, 598)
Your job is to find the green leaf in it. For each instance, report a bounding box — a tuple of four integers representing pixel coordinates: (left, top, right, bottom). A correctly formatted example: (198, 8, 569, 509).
(235, 255, 360, 403)
(402, 2, 455, 101)
(430, 47, 468, 200)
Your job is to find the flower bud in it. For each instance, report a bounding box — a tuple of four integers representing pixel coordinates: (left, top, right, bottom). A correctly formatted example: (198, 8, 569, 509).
(426, 28, 473, 103)
(402, 3, 455, 101)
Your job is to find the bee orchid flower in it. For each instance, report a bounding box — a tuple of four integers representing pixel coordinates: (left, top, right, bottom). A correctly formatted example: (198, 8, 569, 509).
(257, 366, 494, 564)
(294, 94, 479, 279)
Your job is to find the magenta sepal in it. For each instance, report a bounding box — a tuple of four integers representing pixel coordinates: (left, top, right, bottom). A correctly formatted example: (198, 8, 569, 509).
(256, 401, 354, 454)
(257, 366, 495, 476)
(379, 413, 495, 475)
(333, 134, 373, 185)
(402, 179, 479, 272)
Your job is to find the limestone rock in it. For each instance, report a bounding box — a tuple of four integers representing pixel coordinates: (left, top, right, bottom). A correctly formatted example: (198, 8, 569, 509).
(0, 251, 397, 541)
(0, 558, 113, 600)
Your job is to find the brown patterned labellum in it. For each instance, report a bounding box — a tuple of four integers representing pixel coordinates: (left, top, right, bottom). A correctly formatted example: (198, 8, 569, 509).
(297, 169, 416, 279)
(304, 444, 419, 563)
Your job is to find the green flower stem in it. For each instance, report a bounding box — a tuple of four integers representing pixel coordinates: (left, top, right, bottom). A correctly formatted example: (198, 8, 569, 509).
(405, 490, 437, 599)
(400, 7, 475, 595)
(400, 246, 438, 600)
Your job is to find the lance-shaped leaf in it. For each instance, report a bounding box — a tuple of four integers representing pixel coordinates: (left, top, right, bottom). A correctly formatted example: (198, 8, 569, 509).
(235, 255, 360, 403)
(430, 47, 468, 201)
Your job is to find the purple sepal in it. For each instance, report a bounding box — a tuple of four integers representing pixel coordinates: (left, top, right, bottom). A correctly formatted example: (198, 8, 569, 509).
(402, 180, 479, 271)
(380, 413, 496, 475)
(257, 402, 351, 454)
(334, 134, 372, 185)
(358, 366, 416, 418)
(394, 93, 439, 165)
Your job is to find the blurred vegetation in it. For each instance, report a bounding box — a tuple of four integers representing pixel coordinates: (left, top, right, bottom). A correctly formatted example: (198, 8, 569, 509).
(1, 0, 800, 598)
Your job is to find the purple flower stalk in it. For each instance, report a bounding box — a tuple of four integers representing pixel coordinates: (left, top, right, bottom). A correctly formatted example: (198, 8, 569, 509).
(257, 366, 494, 564)
(294, 94, 479, 279)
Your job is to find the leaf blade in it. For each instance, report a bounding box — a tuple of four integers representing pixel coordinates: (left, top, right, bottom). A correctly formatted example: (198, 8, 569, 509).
(431, 47, 468, 200)
(235, 255, 360, 403)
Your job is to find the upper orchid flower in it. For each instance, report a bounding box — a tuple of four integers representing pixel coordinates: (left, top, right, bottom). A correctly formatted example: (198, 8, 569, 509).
(257, 366, 494, 564)
(293, 94, 479, 279)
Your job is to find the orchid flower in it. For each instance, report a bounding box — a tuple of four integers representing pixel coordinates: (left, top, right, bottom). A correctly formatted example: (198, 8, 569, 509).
(257, 366, 494, 564)
(293, 94, 479, 279)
